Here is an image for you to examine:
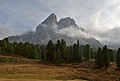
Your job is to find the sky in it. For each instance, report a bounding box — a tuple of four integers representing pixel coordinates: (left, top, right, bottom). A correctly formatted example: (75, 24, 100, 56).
(0, 0, 120, 44)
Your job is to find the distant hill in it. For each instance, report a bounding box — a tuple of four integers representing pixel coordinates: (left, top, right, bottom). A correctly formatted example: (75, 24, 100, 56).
(8, 13, 102, 47)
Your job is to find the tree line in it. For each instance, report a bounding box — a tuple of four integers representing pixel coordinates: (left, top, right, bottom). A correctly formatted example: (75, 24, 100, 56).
(0, 38, 120, 68)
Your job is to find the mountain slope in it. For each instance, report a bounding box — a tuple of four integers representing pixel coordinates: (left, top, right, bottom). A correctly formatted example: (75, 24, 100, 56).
(8, 13, 102, 47)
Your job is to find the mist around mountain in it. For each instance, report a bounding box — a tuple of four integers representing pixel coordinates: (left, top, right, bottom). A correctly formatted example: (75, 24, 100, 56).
(8, 13, 102, 47)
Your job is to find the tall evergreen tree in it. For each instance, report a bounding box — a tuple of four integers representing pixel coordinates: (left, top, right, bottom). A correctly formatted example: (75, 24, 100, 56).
(54, 49, 62, 64)
(73, 43, 77, 61)
(95, 48, 103, 67)
(76, 40, 82, 61)
(36, 45, 42, 60)
(46, 40, 54, 61)
(66, 46, 70, 63)
(0, 47, 1, 54)
(108, 49, 114, 62)
(0, 40, 2, 54)
(41, 45, 46, 61)
(1, 38, 8, 54)
(69, 46, 74, 63)
(7, 43, 14, 54)
(102, 45, 110, 69)
(116, 48, 120, 68)
(84, 44, 91, 60)
(60, 39, 67, 61)
(72, 40, 82, 62)
(91, 48, 94, 59)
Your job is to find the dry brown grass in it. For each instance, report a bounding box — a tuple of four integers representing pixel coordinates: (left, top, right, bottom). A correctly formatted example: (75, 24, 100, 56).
(0, 78, 86, 81)
(0, 55, 120, 81)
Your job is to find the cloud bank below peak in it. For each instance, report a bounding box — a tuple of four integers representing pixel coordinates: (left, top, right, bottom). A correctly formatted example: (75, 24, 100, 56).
(57, 26, 90, 39)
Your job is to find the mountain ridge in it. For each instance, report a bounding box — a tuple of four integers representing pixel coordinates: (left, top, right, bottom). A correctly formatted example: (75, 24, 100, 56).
(8, 13, 102, 47)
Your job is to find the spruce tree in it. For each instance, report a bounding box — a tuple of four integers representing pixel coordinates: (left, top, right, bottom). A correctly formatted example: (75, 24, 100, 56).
(41, 45, 46, 61)
(73, 43, 77, 62)
(116, 48, 120, 68)
(84, 44, 91, 60)
(0, 47, 1, 54)
(76, 40, 82, 61)
(46, 40, 54, 61)
(32, 46, 39, 59)
(1, 38, 8, 54)
(69, 46, 74, 63)
(60, 39, 66, 61)
(108, 49, 114, 62)
(102, 45, 110, 69)
(55, 49, 62, 64)
(91, 49, 94, 59)
(95, 48, 103, 67)
(66, 46, 70, 63)
(7, 43, 14, 54)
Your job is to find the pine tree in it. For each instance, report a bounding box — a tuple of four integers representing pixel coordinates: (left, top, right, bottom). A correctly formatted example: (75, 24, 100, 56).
(7, 43, 14, 54)
(72, 40, 82, 62)
(66, 46, 70, 63)
(116, 48, 120, 68)
(1, 38, 8, 54)
(73, 43, 77, 62)
(84, 44, 91, 60)
(69, 46, 74, 63)
(95, 48, 103, 68)
(41, 45, 46, 61)
(55, 49, 62, 64)
(32, 46, 39, 59)
(0, 47, 1, 54)
(13, 42, 18, 55)
(76, 40, 82, 62)
(108, 49, 114, 62)
(36, 45, 42, 60)
(91, 48, 94, 59)
(102, 45, 110, 69)
(0, 40, 1, 54)
(46, 40, 54, 61)
(60, 39, 66, 61)
(56, 40, 61, 50)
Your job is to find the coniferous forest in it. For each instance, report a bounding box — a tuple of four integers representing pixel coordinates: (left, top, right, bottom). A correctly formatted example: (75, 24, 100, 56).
(0, 38, 120, 69)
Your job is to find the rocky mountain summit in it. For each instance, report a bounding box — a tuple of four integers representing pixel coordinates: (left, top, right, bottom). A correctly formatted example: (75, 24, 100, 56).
(8, 13, 102, 47)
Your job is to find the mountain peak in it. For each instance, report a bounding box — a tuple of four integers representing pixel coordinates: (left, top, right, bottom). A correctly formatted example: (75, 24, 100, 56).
(36, 13, 58, 32)
(58, 17, 79, 29)
(49, 13, 56, 17)
(41, 13, 57, 24)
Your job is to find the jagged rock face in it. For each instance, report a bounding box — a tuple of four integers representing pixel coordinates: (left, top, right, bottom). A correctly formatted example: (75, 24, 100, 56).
(36, 13, 58, 33)
(42, 13, 57, 24)
(8, 13, 102, 47)
(58, 17, 79, 29)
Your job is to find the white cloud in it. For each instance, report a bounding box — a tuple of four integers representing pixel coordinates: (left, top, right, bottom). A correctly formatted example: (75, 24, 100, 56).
(84, 0, 120, 44)
(88, 0, 120, 31)
(57, 26, 90, 39)
(100, 27, 120, 43)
